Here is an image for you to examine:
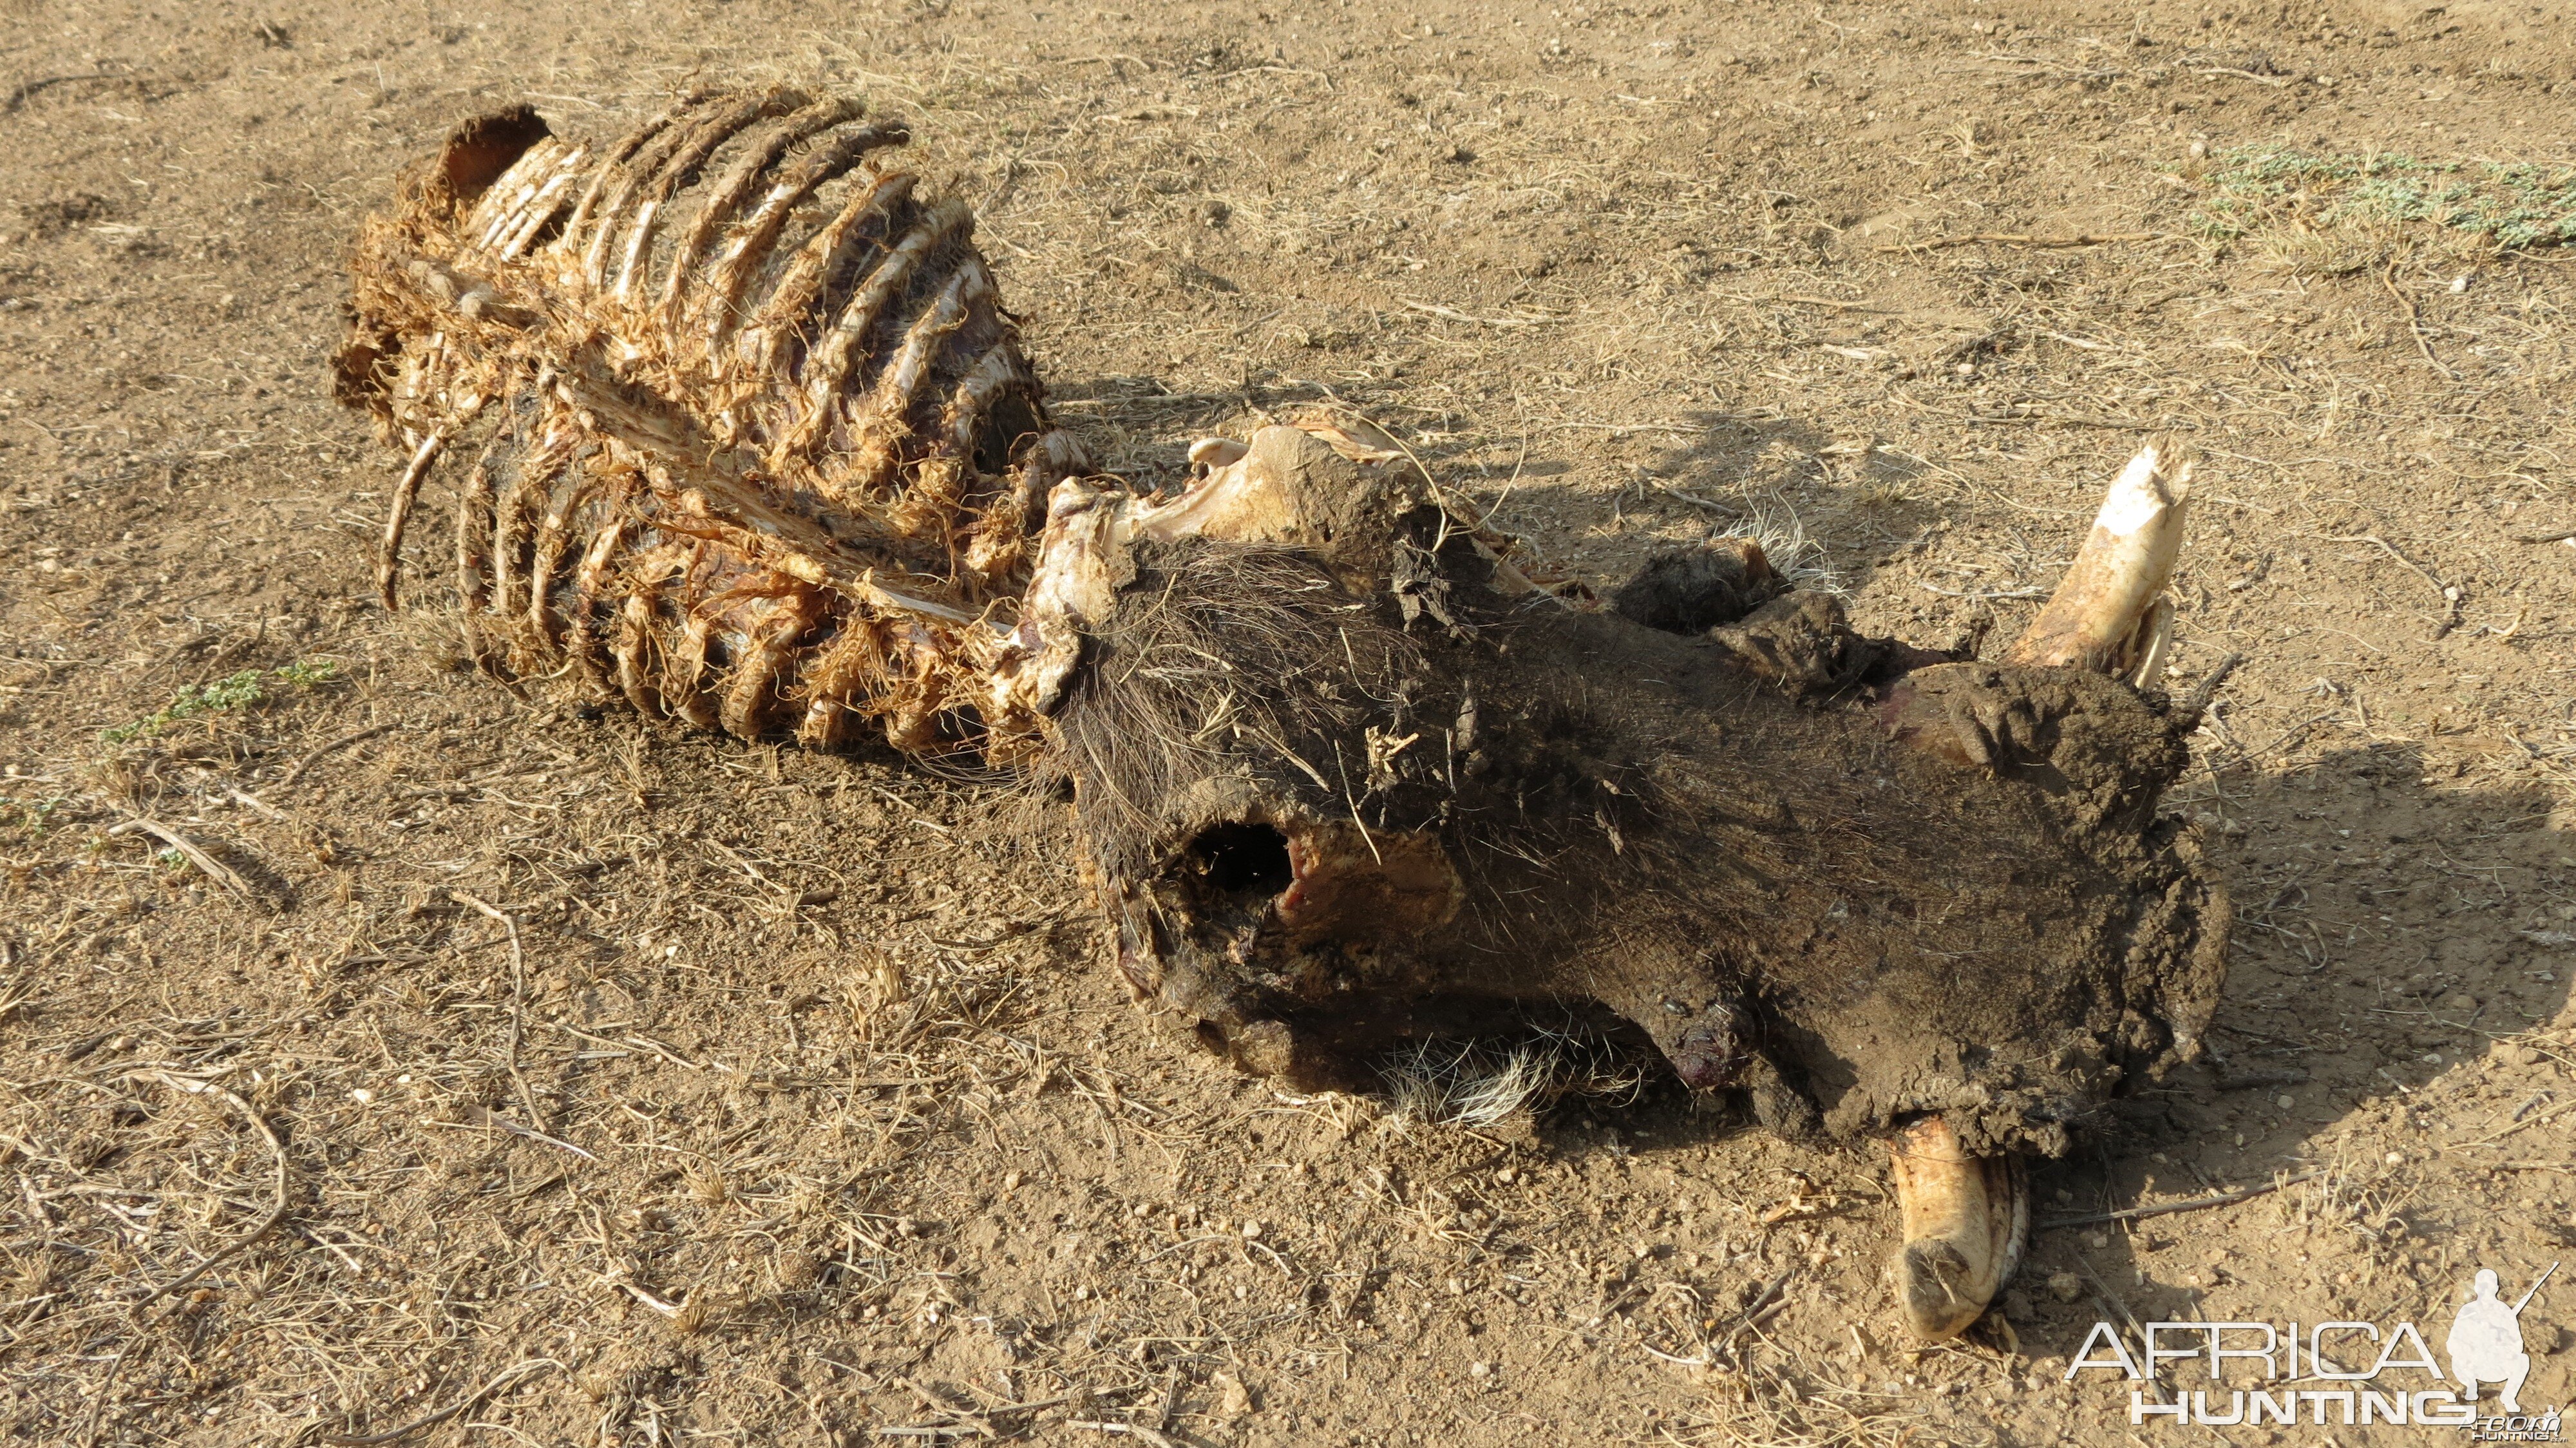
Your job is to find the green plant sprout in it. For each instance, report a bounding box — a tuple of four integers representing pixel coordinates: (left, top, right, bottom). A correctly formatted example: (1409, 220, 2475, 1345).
(102, 658, 343, 743)
(2190, 146, 2576, 251)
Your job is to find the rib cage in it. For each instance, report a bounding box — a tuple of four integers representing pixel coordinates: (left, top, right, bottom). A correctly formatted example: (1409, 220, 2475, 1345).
(338, 90, 1088, 757)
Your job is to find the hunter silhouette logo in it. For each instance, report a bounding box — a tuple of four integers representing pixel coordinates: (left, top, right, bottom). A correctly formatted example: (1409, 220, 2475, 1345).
(2452, 1264, 2555, 1415)
(2061, 1260, 2562, 1434)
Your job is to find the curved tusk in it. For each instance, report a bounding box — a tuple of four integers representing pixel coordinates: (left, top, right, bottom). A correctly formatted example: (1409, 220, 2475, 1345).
(2003, 443, 2192, 680)
(1886, 1114, 2029, 1340)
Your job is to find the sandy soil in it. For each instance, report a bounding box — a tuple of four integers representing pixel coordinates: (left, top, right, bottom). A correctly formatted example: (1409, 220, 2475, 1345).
(5, 1, 2575, 1443)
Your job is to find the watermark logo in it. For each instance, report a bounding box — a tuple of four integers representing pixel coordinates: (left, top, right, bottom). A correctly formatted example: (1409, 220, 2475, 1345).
(2453, 1267, 2546, 1416)
(2061, 1261, 2561, 1438)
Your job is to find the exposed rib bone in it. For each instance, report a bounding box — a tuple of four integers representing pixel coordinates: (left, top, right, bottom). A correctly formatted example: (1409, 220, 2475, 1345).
(736, 171, 914, 382)
(610, 90, 797, 303)
(720, 600, 814, 738)
(2002, 443, 2192, 680)
(699, 122, 909, 367)
(488, 432, 576, 638)
(665, 602, 723, 730)
(793, 618, 886, 749)
(455, 453, 497, 663)
(614, 587, 664, 716)
(652, 96, 861, 323)
(775, 198, 971, 467)
(1886, 1115, 2028, 1340)
(580, 93, 734, 285)
(526, 464, 602, 648)
(562, 508, 632, 691)
(843, 259, 992, 500)
(869, 261, 989, 424)
(558, 92, 707, 258)
(494, 147, 592, 259)
(377, 393, 484, 610)
(466, 136, 571, 250)
(348, 91, 1072, 757)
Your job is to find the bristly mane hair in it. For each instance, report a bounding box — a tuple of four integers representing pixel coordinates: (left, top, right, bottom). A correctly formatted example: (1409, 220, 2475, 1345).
(1036, 536, 1426, 880)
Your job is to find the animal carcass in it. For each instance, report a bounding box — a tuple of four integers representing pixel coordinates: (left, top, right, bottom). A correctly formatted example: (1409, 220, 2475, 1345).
(336, 92, 2228, 1340)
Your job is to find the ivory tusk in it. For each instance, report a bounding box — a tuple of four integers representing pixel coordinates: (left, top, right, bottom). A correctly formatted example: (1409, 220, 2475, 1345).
(1886, 1114, 2028, 1340)
(2003, 443, 2192, 679)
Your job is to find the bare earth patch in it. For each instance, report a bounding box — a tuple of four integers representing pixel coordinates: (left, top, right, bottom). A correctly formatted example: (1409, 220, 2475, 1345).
(3, 2, 2573, 1444)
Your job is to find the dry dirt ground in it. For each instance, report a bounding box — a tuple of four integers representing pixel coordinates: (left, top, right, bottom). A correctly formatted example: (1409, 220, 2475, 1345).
(6, 1, 2576, 1443)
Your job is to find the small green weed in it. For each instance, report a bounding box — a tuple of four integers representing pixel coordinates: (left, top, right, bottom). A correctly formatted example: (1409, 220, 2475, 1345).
(273, 658, 342, 687)
(2189, 146, 2576, 254)
(0, 794, 70, 835)
(103, 658, 342, 744)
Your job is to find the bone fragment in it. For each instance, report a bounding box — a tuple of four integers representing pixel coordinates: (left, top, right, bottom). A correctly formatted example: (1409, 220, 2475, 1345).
(1886, 1114, 2028, 1340)
(1188, 436, 1250, 470)
(1133, 426, 1325, 545)
(2002, 443, 2191, 683)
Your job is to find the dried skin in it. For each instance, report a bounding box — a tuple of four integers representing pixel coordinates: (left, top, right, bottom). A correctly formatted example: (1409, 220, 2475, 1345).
(1037, 426, 2227, 1164)
(339, 91, 1085, 757)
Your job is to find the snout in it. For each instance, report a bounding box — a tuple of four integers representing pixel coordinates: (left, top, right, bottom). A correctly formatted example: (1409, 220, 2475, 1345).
(1106, 808, 1475, 1090)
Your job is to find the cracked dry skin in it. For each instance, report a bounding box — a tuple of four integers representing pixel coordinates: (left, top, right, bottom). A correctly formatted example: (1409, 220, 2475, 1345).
(1057, 425, 2229, 1158)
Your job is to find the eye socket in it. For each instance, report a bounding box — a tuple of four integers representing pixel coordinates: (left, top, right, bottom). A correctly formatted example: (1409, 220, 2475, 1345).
(1188, 822, 1293, 899)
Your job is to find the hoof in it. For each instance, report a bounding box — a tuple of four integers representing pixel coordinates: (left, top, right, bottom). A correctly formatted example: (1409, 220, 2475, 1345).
(1886, 1115, 2028, 1340)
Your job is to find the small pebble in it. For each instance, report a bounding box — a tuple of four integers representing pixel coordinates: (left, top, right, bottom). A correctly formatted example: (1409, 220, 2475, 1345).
(2447, 992, 2478, 1012)
(2277, 1093, 2297, 1110)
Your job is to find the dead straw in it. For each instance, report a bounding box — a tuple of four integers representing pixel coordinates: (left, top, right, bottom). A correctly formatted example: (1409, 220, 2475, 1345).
(120, 1071, 291, 1313)
(2380, 262, 2459, 380)
(2040, 1169, 2324, 1230)
(321, 1358, 561, 1445)
(106, 815, 252, 898)
(449, 889, 549, 1134)
(1877, 231, 2163, 252)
